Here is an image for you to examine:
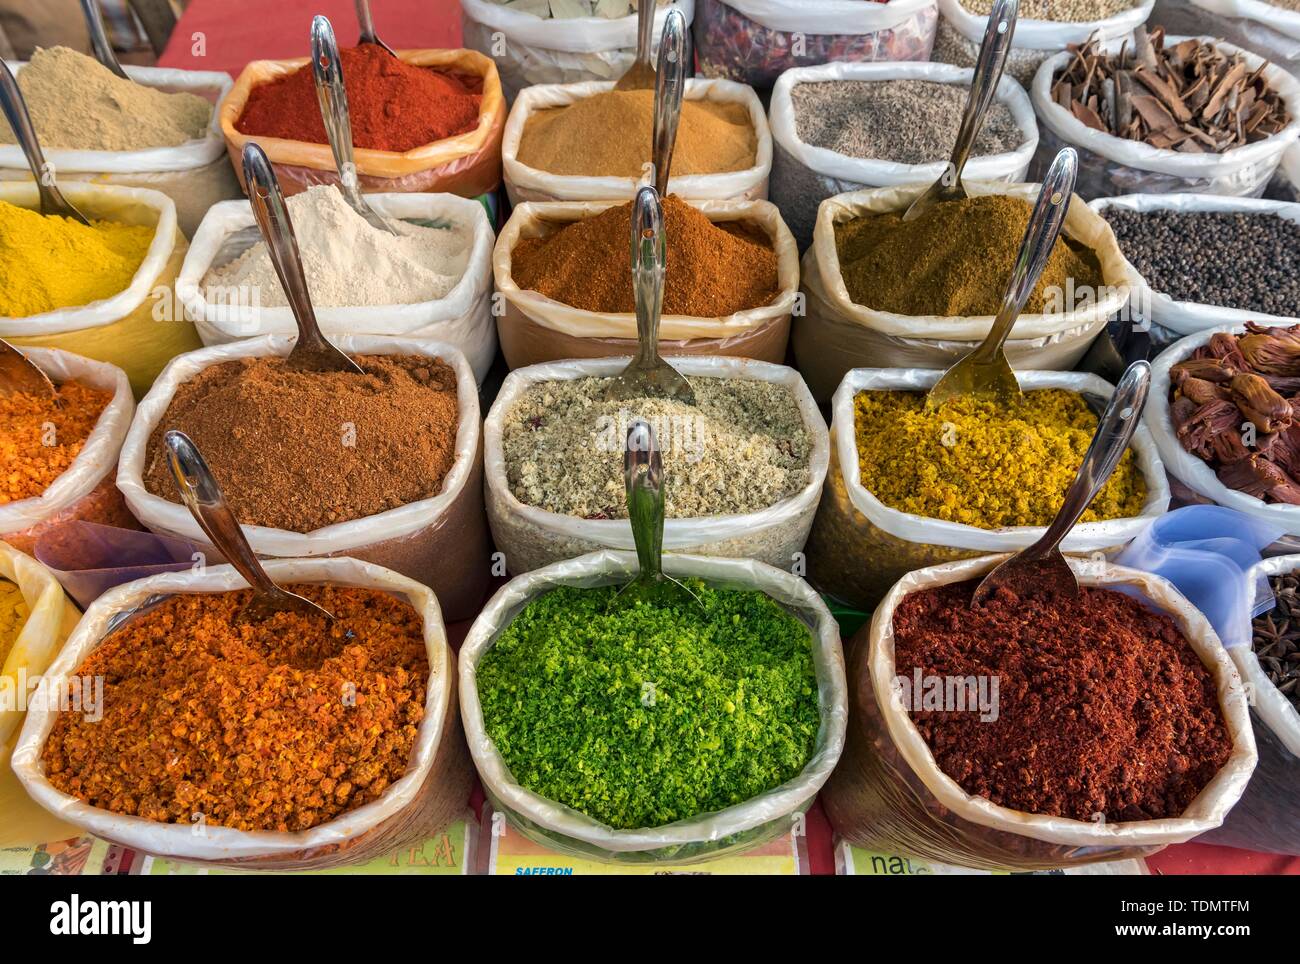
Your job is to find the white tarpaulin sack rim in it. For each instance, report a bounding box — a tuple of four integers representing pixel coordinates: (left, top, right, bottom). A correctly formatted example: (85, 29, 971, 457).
(941, 0, 1154, 49)
(1241, 554, 1300, 757)
(460, 0, 696, 53)
(1187, 0, 1300, 41)
(717, 0, 935, 33)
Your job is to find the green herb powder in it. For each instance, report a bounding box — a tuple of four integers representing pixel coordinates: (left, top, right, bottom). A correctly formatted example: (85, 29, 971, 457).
(476, 582, 821, 829)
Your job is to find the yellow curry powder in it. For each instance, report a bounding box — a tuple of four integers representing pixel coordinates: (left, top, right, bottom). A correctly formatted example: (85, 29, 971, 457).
(0, 578, 29, 668)
(0, 200, 153, 317)
(853, 389, 1148, 529)
(0, 380, 111, 505)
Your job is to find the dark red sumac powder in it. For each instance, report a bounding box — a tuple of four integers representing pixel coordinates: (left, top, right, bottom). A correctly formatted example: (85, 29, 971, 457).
(236, 44, 481, 152)
(891, 579, 1232, 823)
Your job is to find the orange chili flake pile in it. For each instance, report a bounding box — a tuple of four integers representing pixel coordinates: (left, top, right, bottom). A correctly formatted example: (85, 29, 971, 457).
(0, 379, 110, 505)
(42, 585, 430, 833)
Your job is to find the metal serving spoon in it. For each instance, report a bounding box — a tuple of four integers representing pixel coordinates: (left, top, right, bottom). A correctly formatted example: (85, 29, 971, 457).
(355, 0, 398, 57)
(0, 61, 89, 225)
(605, 186, 694, 403)
(614, 0, 658, 92)
(241, 143, 366, 375)
(0, 338, 59, 402)
(609, 419, 701, 611)
(80, 0, 131, 80)
(925, 147, 1079, 410)
(971, 360, 1151, 607)
(311, 15, 397, 236)
(650, 7, 686, 198)
(164, 430, 336, 624)
(902, 0, 1018, 222)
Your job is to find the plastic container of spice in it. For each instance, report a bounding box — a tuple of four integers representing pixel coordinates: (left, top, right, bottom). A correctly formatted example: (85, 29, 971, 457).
(0, 60, 240, 238)
(805, 368, 1170, 610)
(692, 0, 939, 89)
(931, 0, 1154, 89)
(494, 197, 799, 368)
(1030, 36, 1300, 200)
(0, 182, 200, 397)
(460, 0, 697, 103)
(460, 549, 847, 864)
(175, 192, 498, 383)
(768, 61, 1039, 250)
(484, 356, 829, 574)
(115, 334, 490, 621)
(794, 179, 1132, 402)
(0, 348, 137, 556)
(501, 78, 770, 204)
(1151, 0, 1300, 78)
(821, 553, 1257, 871)
(1089, 194, 1300, 337)
(10, 556, 474, 871)
(219, 48, 506, 200)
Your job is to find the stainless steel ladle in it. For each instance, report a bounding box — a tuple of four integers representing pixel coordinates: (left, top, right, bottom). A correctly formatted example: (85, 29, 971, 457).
(80, 0, 131, 80)
(650, 7, 686, 198)
(355, 0, 398, 57)
(614, 0, 658, 92)
(0, 61, 89, 225)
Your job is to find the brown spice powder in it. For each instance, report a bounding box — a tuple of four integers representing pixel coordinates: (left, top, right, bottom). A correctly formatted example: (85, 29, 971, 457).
(42, 585, 430, 833)
(892, 579, 1232, 822)
(141, 354, 459, 532)
(0, 379, 111, 505)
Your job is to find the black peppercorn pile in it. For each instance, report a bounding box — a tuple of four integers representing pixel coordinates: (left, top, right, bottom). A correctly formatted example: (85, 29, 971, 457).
(1104, 209, 1300, 316)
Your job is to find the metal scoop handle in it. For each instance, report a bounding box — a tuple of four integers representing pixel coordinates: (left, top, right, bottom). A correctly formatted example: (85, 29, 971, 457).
(81, 0, 130, 79)
(0, 61, 89, 225)
(651, 8, 686, 197)
(355, 0, 397, 55)
(625, 419, 665, 580)
(631, 185, 666, 367)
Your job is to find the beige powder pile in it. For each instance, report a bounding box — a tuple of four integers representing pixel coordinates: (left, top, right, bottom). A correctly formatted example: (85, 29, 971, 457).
(0, 46, 211, 151)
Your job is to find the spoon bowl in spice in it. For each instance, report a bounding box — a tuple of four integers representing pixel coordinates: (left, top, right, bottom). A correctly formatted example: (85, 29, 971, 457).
(354, 0, 399, 58)
(0, 338, 60, 404)
(614, 0, 658, 92)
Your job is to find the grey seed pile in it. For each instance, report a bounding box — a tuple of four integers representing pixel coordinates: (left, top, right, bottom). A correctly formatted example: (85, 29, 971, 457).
(962, 0, 1134, 19)
(1104, 210, 1300, 316)
(791, 80, 1024, 166)
(1253, 573, 1300, 712)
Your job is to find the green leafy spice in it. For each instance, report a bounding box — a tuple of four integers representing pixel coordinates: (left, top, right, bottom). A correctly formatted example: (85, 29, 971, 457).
(476, 581, 821, 829)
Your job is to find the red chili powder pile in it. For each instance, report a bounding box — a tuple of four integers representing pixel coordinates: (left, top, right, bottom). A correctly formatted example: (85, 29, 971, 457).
(236, 44, 481, 152)
(891, 579, 1233, 823)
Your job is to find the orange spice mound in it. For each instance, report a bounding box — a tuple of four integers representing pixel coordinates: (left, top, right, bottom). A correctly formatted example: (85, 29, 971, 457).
(0, 379, 110, 505)
(42, 586, 430, 833)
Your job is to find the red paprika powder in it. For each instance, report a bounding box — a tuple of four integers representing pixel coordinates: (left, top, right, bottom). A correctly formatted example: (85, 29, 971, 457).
(236, 44, 481, 152)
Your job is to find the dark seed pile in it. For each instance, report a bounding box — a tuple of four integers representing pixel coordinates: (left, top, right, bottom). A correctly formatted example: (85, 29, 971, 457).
(1103, 209, 1300, 316)
(1253, 572, 1300, 712)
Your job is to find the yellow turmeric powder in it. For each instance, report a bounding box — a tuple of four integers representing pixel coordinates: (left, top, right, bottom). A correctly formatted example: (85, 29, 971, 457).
(0, 578, 29, 668)
(853, 389, 1148, 529)
(0, 200, 153, 317)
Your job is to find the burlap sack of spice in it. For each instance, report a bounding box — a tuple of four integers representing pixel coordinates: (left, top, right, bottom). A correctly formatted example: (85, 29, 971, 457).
(1030, 37, 1300, 199)
(0, 349, 137, 556)
(484, 356, 830, 574)
(10, 557, 473, 870)
(220, 49, 506, 199)
(0, 62, 240, 238)
(692, 0, 939, 89)
(1152, 0, 1300, 79)
(795, 180, 1130, 403)
(176, 192, 498, 383)
(822, 555, 1258, 871)
(932, 0, 1154, 89)
(501, 77, 770, 204)
(115, 335, 489, 621)
(460, 549, 847, 864)
(460, 0, 697, 104)
(1090, 194, 1300, 338)
(0, 183, 200, 397)
(768, 61, 1039, 251)
(805, 368, 1171, 611)
(494, 197, 799, 368)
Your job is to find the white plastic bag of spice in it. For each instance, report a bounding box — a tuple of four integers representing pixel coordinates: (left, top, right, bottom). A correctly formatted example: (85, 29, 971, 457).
(483, 356, 830, 574)
(501, 78, 770, 204)
(1030, 37, 1300, 200)
(1151, 0, 1300, 77)
(175, 192, 498, 384)
(460, 0, 697, 103)
(804, 368, 1170, 611)
(0, 348, 136, 557)
(794, 179, 1132, 403)
(1089, 194, 1300, 337)
(115, 334, 490, 621)
(0, 62, 240, 238)
(493, 197, 800, 368)
(10, 556, 474, 871)
(768, 61, 1039, 251)
(692, 0, 939, 89)
(931, 0, 1154, 89)
(821, 554, 1257, 871)
(459, 549, 848, 864)
(1269, 143, 1300, 202)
